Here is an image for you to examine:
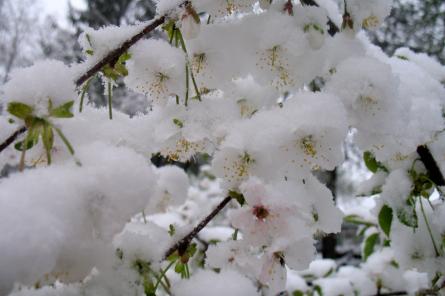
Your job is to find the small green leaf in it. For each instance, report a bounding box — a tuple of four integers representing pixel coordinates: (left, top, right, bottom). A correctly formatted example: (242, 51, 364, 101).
(229, 190, 245, 206)
(363, 151, 388, 173)
(378, 205, 393, 237)
(168, 224, 176, 236)
(344, 214, 376, 227)
(293, 290, 304, 296)
(174, 262, 185, 274)
(7, 102, 34, 119)
(118, 52, 132, 63)
(14, 126, 40, 151)
(167, 252, 179, 263)
(322, 268, 334, 278)
(173, 118, 184, 128)
(102, 65, 119, 81)
(50, 101, 74, 118)
(363, 233, 379, 261)
(14, 139, 36, 151)
(185, 243, 197, 257)
(86, 49, 94, 56)
(314, 285, 323, 296)
(396, 207, 418, 228)
(390, 260, 399, 269)
(114, 63, 128, 77)
(364, 151, 378, 173)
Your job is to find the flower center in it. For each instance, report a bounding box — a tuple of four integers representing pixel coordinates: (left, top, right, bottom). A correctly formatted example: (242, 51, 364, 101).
(300, 135, 317, 157)
(252, 205, 269, 220)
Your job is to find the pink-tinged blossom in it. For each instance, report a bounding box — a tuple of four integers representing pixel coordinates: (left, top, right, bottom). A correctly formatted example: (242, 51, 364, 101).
(230, 177, 309, 246)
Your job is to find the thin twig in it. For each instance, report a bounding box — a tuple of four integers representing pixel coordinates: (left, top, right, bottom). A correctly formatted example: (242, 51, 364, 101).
(163, 196, 232, 259)
(75, 16, 166, 87)
(0, 126, 26, 153)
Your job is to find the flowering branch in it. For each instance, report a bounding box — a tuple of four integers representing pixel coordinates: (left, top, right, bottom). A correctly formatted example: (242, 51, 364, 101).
(75, 16, 166, 87)
(0, 14, 169, 154)
(163, 196, 232, 259)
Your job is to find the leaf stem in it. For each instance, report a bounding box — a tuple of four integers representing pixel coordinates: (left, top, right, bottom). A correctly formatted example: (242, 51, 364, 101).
(79, 78, 92, 113)
(153, 260, 175, 292)
(107, 80, 113, 120)
(419, 197, 441, 257)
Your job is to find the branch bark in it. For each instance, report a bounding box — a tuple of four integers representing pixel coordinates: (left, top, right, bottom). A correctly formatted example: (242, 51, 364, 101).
(75, 16, 165, 87)
(163, 196, 232, 260)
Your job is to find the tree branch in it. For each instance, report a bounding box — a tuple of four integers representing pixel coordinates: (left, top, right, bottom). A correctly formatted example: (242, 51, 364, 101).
(75, 16, 166, 87)
(417, 145, 445, 186)
(0, 126, 26, 153)
(163, 196, 232, 260)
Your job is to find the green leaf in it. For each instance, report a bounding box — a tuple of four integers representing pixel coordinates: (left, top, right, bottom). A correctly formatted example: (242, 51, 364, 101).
(85, 49, 94, 56)
(168, 224, 176, 236)
(102, 65, 119, 81)
(50, 101, 74, 118)
(293, 290, 304, 296)
(363, 233, 379, 261)
(173, 118, 184, 128)
(344, 215, 376, 227)
(174, 262, 185, 274)
(364, 151, 378, 173)
(14, 126, 40, 151)
(314, 285, 323, 296)
(114, 63, 128, 77)
(378, 205, 393, 237)
(185, 243, 197, 258)
(14, 140, 35, 151)
(229, 190, 246, 206)
(396, 207, 418, 228)
(7, 102, 34, 119)
(118, 52, 131, 63)
(167, 252, 179, 263)
(363, 151, 388, 173)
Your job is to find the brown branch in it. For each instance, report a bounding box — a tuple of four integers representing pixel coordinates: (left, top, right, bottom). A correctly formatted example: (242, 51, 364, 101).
(75, 16, 166, 87)
(417, 145, 445, 186)
(0, 126, 26, 153)
(163, 196, 232, 260)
